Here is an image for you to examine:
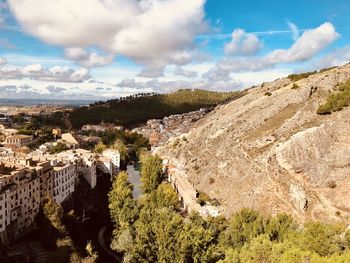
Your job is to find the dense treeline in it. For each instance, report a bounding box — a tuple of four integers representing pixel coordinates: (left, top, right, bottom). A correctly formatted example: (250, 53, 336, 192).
(69, 89, 243, 129)
(108, 154, 350, 263)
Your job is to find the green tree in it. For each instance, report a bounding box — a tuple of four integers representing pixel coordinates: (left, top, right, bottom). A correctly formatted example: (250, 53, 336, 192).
(239, 234, 273, 263)
(152, 208, 183, 262)
(140, 154, 163, 194)
(43, 197, 66, 235)
(220, 208, 266, 249)
(218, 248, 240, 263)
(108, 171, 138, 252)
(149, 183, 179, 209)
(299, 222, 344, 256)
(266, 213, 296, 242)
(178, 213, 222, 263)
(94, 141, 106, 154)
(113, 139, 128, 163)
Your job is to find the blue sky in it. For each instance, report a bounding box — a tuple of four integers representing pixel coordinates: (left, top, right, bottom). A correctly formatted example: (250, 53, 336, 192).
(0, 0, 350, 100)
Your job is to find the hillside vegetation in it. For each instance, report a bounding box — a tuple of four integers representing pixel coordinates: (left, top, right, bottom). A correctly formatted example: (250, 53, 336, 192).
(109, 154, 350, 263)
(69, 89, 243, 129)
(317, 79, 350, 114)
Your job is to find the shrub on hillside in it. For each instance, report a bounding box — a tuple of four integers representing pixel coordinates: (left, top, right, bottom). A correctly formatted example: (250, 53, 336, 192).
(317, 80, 350, 115)
(197, 191, 210, 206)
(291, 83, 299, 89)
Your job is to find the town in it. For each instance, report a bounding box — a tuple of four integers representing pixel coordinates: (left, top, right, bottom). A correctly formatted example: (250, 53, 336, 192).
(0, 105, 223, 253)
(132, 108, 209, 147)
(0, 124, 121, 246)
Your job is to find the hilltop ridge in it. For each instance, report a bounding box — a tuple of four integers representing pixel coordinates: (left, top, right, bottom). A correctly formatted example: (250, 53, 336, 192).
(69, 89, 243, 129)
(157, 63, 350, 223)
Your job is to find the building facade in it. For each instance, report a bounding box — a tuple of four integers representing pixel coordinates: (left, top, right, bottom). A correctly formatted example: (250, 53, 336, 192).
(0, 165, 41, 244)
(5, 135, 33, 148)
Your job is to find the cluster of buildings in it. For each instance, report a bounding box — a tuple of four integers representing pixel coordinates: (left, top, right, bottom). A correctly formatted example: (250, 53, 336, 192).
(0, 138, 120, 244)
(81, 123, 124, 133)
(0, 125, 33, 150)
(132, 109, 209, 147)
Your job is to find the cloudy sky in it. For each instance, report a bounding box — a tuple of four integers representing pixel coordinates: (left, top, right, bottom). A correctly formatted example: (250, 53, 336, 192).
(0, 0, 349, 101)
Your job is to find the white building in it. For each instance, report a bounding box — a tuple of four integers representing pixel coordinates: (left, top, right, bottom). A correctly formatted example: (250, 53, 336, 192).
(52, 160, 76, 204)
(56, 149, 97, 189)
(100, 149, 120, 177)
(78, 154, 96, 189)
(97, 156, 113, 177)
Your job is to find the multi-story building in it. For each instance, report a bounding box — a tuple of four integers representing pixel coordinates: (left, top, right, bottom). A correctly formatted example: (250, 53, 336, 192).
(78, 154, 96, 189)
(52, 160, 76, 204)
(0, 147, 99, 245)
(0, 164, 41, 244)
(5, 135, 33, 148)
(102, 149, 120, 175)
(97, 156, 114, 177)
(56, 149, 97, 189)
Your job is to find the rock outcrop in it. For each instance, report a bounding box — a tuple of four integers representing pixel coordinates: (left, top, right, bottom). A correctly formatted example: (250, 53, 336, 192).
(157, 63, 350, 223)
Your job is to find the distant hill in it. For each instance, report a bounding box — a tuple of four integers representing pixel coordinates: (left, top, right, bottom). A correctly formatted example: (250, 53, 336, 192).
(69, 89, 243, 129)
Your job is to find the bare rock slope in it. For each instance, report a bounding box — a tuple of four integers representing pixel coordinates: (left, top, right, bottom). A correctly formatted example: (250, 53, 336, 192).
(157, 64, 350, 222)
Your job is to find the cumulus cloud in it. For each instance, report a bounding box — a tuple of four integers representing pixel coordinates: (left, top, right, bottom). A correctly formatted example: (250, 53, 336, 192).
(64, 47, 114, 67)
(0, 60, 90, 82)
(0, 57, 7, 65)
(312, 46, 350, 69)
(206, 22, 339, 77)
(265, 22, 339, 64)
(137, 67, 164, 78)
(8, 0, 206, 73)
(117, 76, 243, 93)
(174, 66, 198, 78)
(224, 29, 262, 56)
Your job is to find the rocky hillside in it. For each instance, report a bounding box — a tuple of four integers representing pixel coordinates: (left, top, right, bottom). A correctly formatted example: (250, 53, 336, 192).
(157, 63, 350, 223)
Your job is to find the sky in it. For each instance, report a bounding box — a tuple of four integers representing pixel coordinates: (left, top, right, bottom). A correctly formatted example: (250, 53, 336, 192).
(0, 0, 350, 101)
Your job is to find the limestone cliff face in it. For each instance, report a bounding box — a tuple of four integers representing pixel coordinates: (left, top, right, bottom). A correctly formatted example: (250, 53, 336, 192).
(157, 63, 350, 223)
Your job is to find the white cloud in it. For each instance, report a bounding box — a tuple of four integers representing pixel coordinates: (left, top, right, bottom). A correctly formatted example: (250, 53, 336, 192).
(137, 67, 164, 78)
(266, 22, 339, 64)
(0, 57, 7, 65)
(287, 21, 300, 41)
(46, 86, 66, 93)
(207, 22, 339, 76)
(8, 0, 206, 73)
(312, 46, 350, 69)
(117, 75, 243, 93)
(0, 60, 90, 82)
(174, 66, 198, 78)
(224, 29, 262, 56)
(64, 47, 114, 68)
